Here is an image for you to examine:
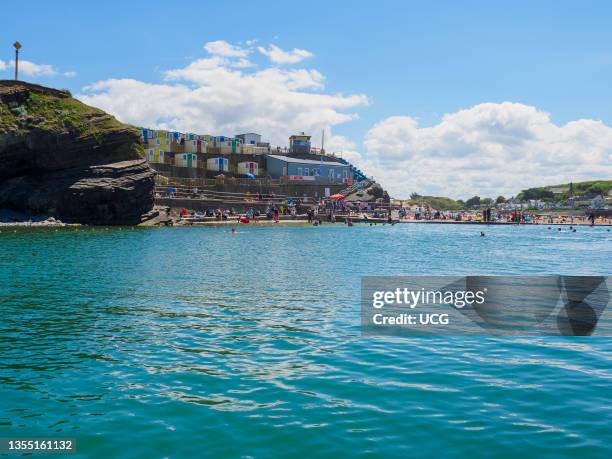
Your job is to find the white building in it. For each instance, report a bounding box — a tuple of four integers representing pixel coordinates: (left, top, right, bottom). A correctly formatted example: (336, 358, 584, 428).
(236, 133, 261, 145)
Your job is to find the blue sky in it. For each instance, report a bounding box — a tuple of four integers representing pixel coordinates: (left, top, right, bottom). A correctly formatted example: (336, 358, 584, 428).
(2, 0, 611, 198)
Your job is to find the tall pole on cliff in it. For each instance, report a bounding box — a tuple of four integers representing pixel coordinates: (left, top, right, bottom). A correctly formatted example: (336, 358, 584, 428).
(14, 41, 21, 80)
(321, 129, 325, 154)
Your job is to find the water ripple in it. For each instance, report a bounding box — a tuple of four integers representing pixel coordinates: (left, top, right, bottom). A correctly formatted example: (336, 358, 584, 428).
(1, 224, 611, 457)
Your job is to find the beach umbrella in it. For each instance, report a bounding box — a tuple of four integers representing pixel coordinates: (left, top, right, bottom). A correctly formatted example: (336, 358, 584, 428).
(330, 193, 345, 200)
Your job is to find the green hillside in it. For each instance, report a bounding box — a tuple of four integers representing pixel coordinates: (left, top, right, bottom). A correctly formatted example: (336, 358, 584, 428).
(517, 180, 612, 201)
(403, 195, 464, 210)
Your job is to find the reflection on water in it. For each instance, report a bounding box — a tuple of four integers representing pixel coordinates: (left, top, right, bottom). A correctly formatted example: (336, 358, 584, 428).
(0, 224, 611, 458)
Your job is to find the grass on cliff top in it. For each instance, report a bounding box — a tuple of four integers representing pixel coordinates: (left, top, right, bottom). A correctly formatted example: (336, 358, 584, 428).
(1, 89, 138, 142)
(27, 91, 128, 137)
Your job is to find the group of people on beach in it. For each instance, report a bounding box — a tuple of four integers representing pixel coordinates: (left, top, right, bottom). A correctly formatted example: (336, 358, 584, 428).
(399, 206, 611, 226)
(174, 194, 611, 228)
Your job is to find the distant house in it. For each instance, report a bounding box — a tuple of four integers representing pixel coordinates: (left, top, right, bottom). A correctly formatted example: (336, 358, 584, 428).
(569, 194, 596, 208)
(235, 133, 261, 145)
(266, 154, 352, 183)
(549, 186, 569, 194)
(289, 132, 311, 154)
(591, 194, 605, 208)
(496, 199, 529, 211)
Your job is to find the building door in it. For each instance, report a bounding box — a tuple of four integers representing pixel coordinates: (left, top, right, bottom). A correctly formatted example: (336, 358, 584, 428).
(187, 154, 193, 168)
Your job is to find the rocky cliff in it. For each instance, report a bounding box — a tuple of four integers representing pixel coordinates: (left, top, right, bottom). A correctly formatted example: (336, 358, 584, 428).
(0, 80, 155, 225)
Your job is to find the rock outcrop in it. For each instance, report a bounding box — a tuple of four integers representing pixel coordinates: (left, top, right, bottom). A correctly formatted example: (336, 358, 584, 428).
(0, 80, 155, 224)
(344, 182, 390, 203)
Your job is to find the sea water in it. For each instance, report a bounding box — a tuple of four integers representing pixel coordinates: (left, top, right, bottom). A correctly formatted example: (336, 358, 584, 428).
(1, 224, 611, 458)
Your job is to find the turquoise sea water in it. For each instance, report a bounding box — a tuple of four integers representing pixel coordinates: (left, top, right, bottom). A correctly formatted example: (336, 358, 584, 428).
(1, 223, 611, 458)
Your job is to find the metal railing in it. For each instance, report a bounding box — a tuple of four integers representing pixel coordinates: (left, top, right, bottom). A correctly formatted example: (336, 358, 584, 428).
(155, 175, 281, 188)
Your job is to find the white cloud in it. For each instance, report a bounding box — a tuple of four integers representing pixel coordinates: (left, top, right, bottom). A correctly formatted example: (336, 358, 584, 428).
(360, 103, 612, 199)
(73, 40, 611, 200)
(232, 58, 254, 69)
(204, 40, 249, 58)
(258, 44, 313, 64)
(78, 44, 368, 147)
(13, 60, 57, 77)
(1, 59, 76, 78)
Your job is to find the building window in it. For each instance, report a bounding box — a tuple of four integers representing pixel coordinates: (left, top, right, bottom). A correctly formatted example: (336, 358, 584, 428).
(329, 169, 335, 177)
(304, 168, 309, 176)
(297, 167, 302, 176)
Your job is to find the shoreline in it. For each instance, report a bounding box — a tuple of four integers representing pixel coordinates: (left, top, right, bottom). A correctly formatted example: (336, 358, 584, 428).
(2, 219, 611, 228)
(398, 220, 612, 226)
(175, 218, 612, 227)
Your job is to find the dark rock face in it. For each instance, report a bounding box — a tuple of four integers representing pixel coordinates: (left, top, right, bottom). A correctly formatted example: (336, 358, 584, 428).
(0, 80, 155, 224)
(0, 159, 154, 225)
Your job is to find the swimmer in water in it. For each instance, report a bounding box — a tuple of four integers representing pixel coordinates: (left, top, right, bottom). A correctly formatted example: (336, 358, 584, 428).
(480, 231, 485, 237)
(231, 228, 237, 234)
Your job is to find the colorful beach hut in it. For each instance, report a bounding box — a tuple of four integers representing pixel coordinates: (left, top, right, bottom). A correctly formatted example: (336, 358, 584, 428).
(207, 157, 229, 172)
